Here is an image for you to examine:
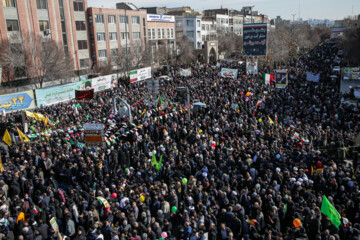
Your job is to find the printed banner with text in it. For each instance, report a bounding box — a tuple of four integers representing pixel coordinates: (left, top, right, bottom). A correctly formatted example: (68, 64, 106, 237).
(0, 90, 36, 113)
(243, 23, 267, 56)
(220, 68, 238, 79)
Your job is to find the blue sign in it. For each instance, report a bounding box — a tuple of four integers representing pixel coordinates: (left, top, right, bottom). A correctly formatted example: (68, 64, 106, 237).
(0, 90, 36, 112)
(306, 72, 320, 83)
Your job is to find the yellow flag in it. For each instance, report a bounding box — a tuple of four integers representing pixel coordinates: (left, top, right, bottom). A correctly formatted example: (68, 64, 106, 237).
(2, 129, 12, 146)
(268, 116, 274, 125)
(44, 116, 50, 126)
(0, 154, 4, 172)
(25, 111, 36, 118)
(17, 127, 30, 142)
(34, 113, 44, 121)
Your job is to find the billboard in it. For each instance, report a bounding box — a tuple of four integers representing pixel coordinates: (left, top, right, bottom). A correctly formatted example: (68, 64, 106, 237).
(243, 23, 267, 56)
(130, 67, 152, 83)
(275, 69, 288, 88)
(306, 72, 320, 82)
(246, 59, 258, 74)
(343, 67, 360, 80)
(147, 14, 175, 23)
(220, 68, 238, 79)
(0, 90, 36, 113)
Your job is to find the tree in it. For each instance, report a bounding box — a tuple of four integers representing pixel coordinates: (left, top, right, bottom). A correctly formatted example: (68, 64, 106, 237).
(132, 42, 152, 68)
(175, 36, 195, 65)
(217, 31, 243, 57)
(0, 33, 74, 88)
(267, 22, 331, 63)
(342, 26, 360, 65)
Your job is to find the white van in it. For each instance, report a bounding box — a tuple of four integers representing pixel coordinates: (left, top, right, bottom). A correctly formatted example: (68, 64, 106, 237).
(159, 75, 172, 82)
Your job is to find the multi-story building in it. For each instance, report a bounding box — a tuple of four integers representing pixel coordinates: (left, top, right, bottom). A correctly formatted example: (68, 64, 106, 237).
(146, 14, 176, 64)
(87, 3, 147, 70)
(175, 15, 202, 50)
(0, 0, 91, 81)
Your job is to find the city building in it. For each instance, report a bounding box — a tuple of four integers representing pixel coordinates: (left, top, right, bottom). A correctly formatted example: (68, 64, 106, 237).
(146, 14, 176, 64)
(87, 3, 147, 70)
(175, 15, 202, 49)
(0, 0, 90, 81)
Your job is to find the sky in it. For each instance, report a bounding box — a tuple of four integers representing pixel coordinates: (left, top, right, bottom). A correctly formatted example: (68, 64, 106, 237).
(87, 0, 359, 21)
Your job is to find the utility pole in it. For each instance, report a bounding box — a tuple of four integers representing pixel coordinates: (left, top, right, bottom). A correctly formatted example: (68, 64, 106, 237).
(125, 9, 129, 74)
(292, 14, 296, 23)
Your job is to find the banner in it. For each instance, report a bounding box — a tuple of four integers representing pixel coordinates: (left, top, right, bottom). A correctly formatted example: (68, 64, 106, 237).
(91, 74, 117, 92)
(220, 68, 238, 79)
(180, 68, 192, 77)
(35, 82, 80, 107)
(306, 72, 320, 83)
(0, 90, 36, 113)
(36, 74, 118, 106)
(354, 87, 360, 99)
(275, 69, 288, 88)
(243, 23, 267, 56)
(75, 89, 94, 99)
(343, 67, 360, 80)
(130, 67, 152, 83)
(246, 59, 258, 74)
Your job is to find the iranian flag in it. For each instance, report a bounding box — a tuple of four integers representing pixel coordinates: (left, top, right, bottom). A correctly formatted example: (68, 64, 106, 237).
(256, 100, 262, 108)
(262, 73, 274, 85)
(292, 132, 300, 139)
(130, 70, 138, 83)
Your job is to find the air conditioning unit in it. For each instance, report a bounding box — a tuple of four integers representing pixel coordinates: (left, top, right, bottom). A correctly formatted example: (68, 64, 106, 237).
(44, 29, 51, 36)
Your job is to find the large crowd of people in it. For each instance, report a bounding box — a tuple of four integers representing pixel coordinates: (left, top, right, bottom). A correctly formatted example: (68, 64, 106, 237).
(0, 40, 359, 240)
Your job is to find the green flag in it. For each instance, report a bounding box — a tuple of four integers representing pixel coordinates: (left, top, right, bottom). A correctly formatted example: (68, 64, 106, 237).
(151, 153, 157, 165)
(284, 203, 287, 213)
(156, 155, 163, 172)
(321, 195, 341, 227)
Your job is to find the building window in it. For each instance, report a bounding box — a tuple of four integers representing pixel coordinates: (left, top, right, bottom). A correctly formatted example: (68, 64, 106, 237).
(73, 1, 84, 11)
(176, 21, 183, 27)
(75, 21, 86, 31)
(186, 31, 194, 38)
(131, 16, 139, 24)
(80, 59, 90, 68)
(197, 20, 201, 27)
(162, 29, 165, 38)
(148, 29, 151, 39)
(111, 48, 118, 56)
(134, 46, 141, 55)
(108, 15, 116, 24)
(158, 29, 161, 39)
(122, 47, 130, 56)
(95, 14, 104, 24)
(36, 0, 47, 9)
(98, 50, 107, 59)
(39, 20, 49, 31)
(3, 0, 16, 7)
(167, 28, 170, 39)
(202, 24, 205, 30)
(78, 40, 88, 50)
(97, 33, 105, 41)
(109, 32, 117, 41)
(119, 16, 128, 23)
(6, 20, 19, 31)
(197, 31, 201, 38)
(132, 32, 140, 39)
(186, 20, 193, 27)
(176, 31, 183, 38)
(120, 32, 129, 40)
(171, 29, 174, 38)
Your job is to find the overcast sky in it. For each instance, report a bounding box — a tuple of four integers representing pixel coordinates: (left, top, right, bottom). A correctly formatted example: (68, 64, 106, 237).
(87, 0, 359, 20)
